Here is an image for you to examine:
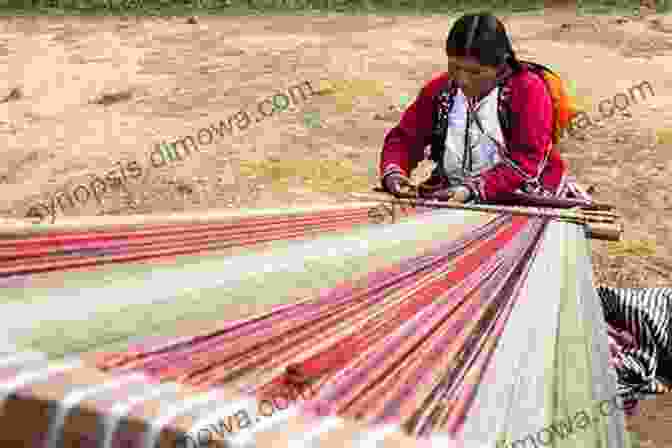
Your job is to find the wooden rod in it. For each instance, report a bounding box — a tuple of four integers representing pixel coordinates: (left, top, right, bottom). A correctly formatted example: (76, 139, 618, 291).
(370, 186, 614, 210)
(585, 222, 623, 241)
(352, 193, 618, 224)
(0, 202, 383, 237)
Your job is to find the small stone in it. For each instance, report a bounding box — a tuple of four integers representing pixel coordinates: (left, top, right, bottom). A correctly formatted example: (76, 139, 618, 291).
(0, 87, 22, 104)
(176, 183, 193, 195)
(91, 89, 133, 106)
(186, 16, 198, 24)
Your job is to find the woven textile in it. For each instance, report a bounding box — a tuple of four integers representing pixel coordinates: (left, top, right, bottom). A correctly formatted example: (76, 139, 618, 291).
(97, 214, 540, 435)
(0, 204, 631, 447)
(599, 286, 672, 398)
(86, 209, 630, 447)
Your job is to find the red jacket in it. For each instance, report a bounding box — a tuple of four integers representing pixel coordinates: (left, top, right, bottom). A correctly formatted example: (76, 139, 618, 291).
(379, 68, 566, 202)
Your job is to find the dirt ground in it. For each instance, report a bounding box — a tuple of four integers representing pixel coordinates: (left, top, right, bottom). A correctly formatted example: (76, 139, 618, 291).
(2, 8, 672, 446)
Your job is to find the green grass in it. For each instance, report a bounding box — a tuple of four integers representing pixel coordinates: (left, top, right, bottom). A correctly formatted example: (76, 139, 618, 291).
(0, 0, 669, 17)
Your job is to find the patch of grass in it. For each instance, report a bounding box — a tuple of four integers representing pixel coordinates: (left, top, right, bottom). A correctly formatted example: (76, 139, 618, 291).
(238, 157, 371, 194)
(315, 78, 386, 113)
(606, 238, 657, 258)
(3, 0, 668, 17)
(577, 0, 670, 15)
(655, 128, 672, 146)
(574, 95, 593, 113)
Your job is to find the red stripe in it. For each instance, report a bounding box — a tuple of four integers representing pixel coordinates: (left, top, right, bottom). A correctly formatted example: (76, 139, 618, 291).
(285, 216, 529, 380)
(0, 216, 377, 276)
(0, 207, 374, 251)
(0, 211, 374, 261)
(2, 207, 424, 275)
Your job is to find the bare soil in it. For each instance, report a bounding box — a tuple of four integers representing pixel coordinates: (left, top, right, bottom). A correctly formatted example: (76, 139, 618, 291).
(1, 9, 672, 446)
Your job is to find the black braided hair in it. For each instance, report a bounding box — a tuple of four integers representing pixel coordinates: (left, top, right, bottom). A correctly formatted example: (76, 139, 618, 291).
(446, 12, 521, 71)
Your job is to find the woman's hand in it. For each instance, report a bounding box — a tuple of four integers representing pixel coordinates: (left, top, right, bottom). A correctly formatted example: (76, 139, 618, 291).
(383, 173, 416, 198)
(428, 185, 472, 203)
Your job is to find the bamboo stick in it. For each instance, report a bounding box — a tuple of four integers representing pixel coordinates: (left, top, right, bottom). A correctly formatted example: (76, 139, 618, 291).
(351, 193, 619, 225)
(353, 192, 623, 241)
(570, 209, 621, 218)
(586, 223, 623, 242)
(0, 202, 383, 237)
(370, 186, 615, 211)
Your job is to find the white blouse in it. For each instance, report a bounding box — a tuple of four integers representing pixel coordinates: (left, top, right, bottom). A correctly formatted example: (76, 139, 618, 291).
(442, 87, 505, 182)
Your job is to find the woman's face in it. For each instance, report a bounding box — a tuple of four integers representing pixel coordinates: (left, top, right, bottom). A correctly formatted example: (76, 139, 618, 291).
(447, 55, 498, 98)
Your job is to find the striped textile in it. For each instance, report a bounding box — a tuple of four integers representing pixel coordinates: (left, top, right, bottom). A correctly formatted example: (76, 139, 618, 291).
(97, 213, 541, 436)
(0, 202, 424, 277)
(0, 354, 423, 448)
(0, 204, 470, 360)
(598, 286, 672, 400)
(0, 204, 632, 447)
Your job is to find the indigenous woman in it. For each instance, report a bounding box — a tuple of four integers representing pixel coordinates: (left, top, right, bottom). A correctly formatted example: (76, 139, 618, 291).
(378, 11, 672, 411)
(380, 12, 567, 204)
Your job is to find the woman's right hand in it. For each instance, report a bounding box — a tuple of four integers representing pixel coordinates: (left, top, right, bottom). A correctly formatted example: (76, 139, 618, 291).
(383, 172, 416, 198)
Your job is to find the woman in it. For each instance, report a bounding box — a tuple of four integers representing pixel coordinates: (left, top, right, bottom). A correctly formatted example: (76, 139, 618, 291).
(378, 12, 672, 411)
(380, 12, 566, 204)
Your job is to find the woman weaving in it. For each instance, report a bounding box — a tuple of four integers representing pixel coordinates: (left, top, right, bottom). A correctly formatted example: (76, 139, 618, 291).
(379, 12, 672, 411)
(380, 13, 570, 204)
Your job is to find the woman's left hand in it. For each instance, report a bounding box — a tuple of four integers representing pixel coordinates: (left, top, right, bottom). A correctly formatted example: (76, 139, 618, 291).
(430, 185, 472, 203)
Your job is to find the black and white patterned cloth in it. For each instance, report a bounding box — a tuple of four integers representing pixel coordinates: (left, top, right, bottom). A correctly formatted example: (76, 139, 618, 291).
(597, 286, 672, 400)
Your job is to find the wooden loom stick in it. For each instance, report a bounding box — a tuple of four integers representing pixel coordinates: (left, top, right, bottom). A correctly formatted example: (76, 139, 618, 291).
(351, 193, 623, 241)
(585, 222, 624, 241)
(0, 202, 383, 237)
(370, 186, 615, 211)
(573, 209, 621, 218)
(350, 192, 618, 223)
